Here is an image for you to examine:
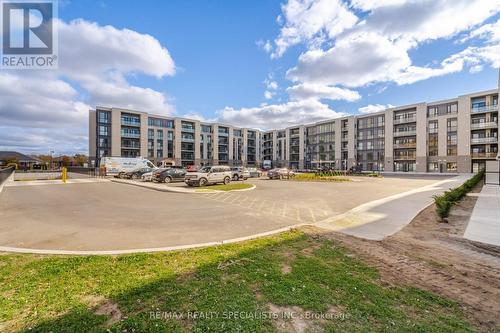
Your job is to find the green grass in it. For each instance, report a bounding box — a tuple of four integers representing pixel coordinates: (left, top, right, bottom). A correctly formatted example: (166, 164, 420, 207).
(292, 173, 351, 182)
(196, 183, 254, 191)
(0, 231, 475, 333)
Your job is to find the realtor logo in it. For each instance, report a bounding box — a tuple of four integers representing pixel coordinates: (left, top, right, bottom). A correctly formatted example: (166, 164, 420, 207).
(1, 0, 58, 69)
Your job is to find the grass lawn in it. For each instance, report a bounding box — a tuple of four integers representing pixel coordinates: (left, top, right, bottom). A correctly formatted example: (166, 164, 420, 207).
(292, 173, 351, 182)
(195, 183, 254, 192)
(0, 231, 474, 333)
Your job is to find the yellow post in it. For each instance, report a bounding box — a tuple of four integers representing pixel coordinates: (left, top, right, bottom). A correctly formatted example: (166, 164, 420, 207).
(62, 167, 67, 183)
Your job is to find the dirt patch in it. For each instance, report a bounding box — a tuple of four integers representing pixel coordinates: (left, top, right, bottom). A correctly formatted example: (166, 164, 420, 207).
(82, 295, 122, 326)
(300, 243, 321, 257)
(281, 263, 292, 274)
(303, 182, 500, 332)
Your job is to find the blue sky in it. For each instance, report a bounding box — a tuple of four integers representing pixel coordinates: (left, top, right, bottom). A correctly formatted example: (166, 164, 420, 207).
(1, 0, 500, 154)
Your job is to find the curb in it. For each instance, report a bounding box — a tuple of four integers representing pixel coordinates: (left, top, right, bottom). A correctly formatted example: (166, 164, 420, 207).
(110, 179, 256, 194)
(0, 224, 310, 256)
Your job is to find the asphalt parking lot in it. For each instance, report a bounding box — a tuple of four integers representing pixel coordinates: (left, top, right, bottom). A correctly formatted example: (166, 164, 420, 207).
(0, 175, 448, 251)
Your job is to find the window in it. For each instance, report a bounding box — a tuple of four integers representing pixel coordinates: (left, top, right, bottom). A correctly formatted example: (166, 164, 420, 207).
(99, 125, 109, 136)
(446, 162, 457, 172)
(148, 129, 154, 140)
(428, 162, 438, 172)
(98, 111, 110, 123)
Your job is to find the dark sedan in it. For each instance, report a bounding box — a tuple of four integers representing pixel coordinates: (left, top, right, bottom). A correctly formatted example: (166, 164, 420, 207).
(152, 167, 187, 183)
(124, 167, 157, 180)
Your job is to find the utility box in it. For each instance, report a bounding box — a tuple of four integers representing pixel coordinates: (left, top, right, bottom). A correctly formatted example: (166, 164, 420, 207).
(485, 160, 500, 185)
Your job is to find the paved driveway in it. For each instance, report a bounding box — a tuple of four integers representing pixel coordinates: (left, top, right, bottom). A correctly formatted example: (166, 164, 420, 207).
(0, 175, 449, 252)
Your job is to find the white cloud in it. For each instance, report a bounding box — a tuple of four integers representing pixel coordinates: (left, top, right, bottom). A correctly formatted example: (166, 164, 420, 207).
(217, 99, 345, 130)
(463, 18, 500, 43)
(272, 0, 358, 58)
(287, 82, 360, 101)
(356, 0, 500, 44)
(257, 39, 273, 53)
(287, 32, 411, 87)
(358, 103, 394, 114)
(277, 0, 500, 90)
(0, 19, 176, 154)
(58, 19, 175, 79)
(264, 90, 275, 99)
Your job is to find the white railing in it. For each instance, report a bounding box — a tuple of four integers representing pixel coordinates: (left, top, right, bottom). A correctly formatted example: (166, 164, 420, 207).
(393, 130, 416, 137)
(471, 137, 498, 144)
(394, 116, 416, 124)
(471, 122, 498, 130)
(471, 105, 498, 113)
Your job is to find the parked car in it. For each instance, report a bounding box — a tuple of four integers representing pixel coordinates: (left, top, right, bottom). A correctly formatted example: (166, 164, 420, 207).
(153, 167, 187, 183)
(231, 167, 250, 181)
(247, 167, 262, 178)
(184, 165, 232, 186)
(268, 168, 295, 180)
(123, 167, 157, 180)
(141, 171, 154, 182)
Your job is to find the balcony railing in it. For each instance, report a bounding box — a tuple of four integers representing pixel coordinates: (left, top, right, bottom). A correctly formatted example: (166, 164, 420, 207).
(181, 127, 195, 133)
(121, 120, 141, 127)
(394, 116, 416, 124)
(393, 130, 416, 137)
(393, 155, 416, 160)
(471, 137, 498, 144)
(121, 132, 140, 138)
(471, 152, 498, 158)
(471, 105, 498, 113)
(121, 144, 140, 149)
(471, 121, 498, 130)
(393, 143, 417, 149)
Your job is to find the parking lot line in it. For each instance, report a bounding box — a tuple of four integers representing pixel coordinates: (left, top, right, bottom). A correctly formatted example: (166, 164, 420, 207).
(308, 208, 317, 223)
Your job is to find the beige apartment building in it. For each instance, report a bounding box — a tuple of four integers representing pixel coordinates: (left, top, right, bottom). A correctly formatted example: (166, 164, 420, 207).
(89, 88, 498, 173)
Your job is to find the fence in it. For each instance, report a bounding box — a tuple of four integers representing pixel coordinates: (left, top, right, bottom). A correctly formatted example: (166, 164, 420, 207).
(485, 160, 500, 186)
(0, 166, 15, 186)
(67, 166, 99, 177)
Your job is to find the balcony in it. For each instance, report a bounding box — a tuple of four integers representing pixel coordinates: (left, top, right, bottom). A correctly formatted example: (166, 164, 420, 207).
(393, 143, 417, 149)
(393, 130, 416, 137)
(181, 137, 195, 142)
(471, 137, 498, 144)
(393, 155, 416, 161)
(218, 131, 229, 137)
(181, 127, 195, 133)
(121, 132, 140, 138)
(121, 144, 140, 149)
(121, 120, 140, 127)
(471, 152, 498, 158)
(471, 121, 498, 130)
(394, 116, 416, 124)
(471, 105, 498, 113)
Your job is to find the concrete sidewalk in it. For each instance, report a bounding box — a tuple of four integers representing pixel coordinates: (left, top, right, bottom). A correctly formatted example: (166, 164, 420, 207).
(4, 177, 109, 187)
(315, 174, 472, 240)
(464, 185, 500, 246)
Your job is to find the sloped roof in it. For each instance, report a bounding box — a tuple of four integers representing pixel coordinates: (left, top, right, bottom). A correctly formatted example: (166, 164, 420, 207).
(0, 151, 41, 163)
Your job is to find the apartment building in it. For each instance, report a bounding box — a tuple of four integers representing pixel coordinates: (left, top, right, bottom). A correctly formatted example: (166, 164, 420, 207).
(89, 107, 260, 167)
(89, 88, 499, 173)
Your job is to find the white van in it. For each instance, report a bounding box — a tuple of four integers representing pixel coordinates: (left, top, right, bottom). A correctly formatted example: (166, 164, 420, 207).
(100, 157, 156, 176)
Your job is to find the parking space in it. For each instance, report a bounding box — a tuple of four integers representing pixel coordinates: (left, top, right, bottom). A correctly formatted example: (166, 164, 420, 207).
(0, 175, 451, 252)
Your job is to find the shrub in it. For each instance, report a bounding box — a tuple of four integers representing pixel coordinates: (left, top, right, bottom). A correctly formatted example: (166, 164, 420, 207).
(433, 171, 484, 220)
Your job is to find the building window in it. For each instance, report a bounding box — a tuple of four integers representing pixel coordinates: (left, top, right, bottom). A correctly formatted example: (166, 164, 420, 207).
(99, 125, 109, 136)
(447, 162, 457, 172)
(428, 162, 439, 172)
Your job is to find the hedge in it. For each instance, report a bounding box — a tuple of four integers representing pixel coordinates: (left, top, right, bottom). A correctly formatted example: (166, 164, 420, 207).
(433, 170, 484, 220)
